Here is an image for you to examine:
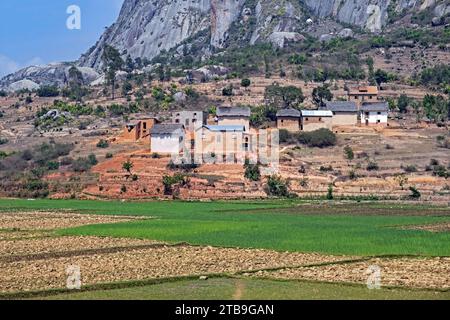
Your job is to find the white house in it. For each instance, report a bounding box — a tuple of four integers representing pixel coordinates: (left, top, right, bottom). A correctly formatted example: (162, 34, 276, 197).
(150, 124, 185, 154)
(360, 102, 389, 126)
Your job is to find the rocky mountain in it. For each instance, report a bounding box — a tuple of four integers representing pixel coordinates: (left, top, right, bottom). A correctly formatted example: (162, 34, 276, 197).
(1, 0, 449, 89)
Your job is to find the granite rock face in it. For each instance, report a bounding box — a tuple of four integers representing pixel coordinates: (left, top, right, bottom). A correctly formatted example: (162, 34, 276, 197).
(2, 0, 448, 88)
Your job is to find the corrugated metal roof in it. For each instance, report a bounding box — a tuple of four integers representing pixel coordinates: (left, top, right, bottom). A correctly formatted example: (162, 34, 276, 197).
(325, 101, 358, 112)
(301, 110, 333, 117)
(361, 102, 389, 112)
(276, 108, 301, 118)
(203, 125, 245, 132)
(151, 124, 184, 135)
(217, 106, 251, 117)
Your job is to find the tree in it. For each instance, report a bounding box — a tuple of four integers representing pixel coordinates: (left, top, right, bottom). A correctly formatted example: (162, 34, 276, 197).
(264, 84, 304, 108)
(122, 160, 134, 177)
(102, 45, 124, 100)
(125, 55, 134, 74)
(241, 78, 251, 88)
(374, 69, 389, 87)
(344, 146, 354, 160)
(397, 94, 410, 113)
(326, 184, 334, 200)
(312, 84, 333, 108)
(366, 57, 376, 85)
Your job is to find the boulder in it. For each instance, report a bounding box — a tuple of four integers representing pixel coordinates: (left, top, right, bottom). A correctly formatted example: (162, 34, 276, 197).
(7, 79, 40, 92)
(337, 28, 354, 38)
(268, 32, 305, 48)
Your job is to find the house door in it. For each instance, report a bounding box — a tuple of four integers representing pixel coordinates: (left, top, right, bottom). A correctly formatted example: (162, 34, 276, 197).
(365, 119, 369, 126)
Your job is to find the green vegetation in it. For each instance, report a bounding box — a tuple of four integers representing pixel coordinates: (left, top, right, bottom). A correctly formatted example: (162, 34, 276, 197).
(244, 159, 261, 182)
(96, 139, 109, 149)
(296, 129, 337, 148)
(37, 277, 450, 300)
(264, 84, 304, 109)
(37, 85, 59, 97)
(0, 199, 449, 256)
(102, 45, 124, 100)
(266, 175, 290, 197)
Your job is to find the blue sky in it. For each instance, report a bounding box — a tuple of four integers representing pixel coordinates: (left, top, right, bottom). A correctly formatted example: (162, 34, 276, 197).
(0, 0, 124, 77)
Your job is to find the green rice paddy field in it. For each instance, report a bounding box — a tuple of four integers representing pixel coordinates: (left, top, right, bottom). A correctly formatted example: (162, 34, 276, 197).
(1, 199, 449, 256)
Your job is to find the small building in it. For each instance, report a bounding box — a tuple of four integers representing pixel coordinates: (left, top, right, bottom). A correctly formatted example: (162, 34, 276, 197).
(150, 124, 185, 154)
(197, 125, 250, 163)
(360, 102, 389, 126)
(325, 101, 358, 126)
(217, 106, 251, 131)
(123, 117, 158, 141)
(301, 110, 333, 132)
(347, 86, 378, 104)
(276, 108, 301, 132)
(172, 111, 207, 131)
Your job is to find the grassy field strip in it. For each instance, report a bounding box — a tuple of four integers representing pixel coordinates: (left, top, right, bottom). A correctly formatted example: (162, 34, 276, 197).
(2, 274, 449, 300)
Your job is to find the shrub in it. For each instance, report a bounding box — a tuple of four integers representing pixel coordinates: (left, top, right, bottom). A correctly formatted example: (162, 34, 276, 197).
(409, 186, 421, 199)
(96, 139, 109, 148)
(320, 165, 333, 172)
(162, 174, 187, 195)
(244, 162, 261, 181)
(403, 165, 417, 173)
(46, 161, 60, 170)
(60, 157, 73, 166)
(222, 85, 233, 96)
(240, 78, 251, 88)
(87, 154, 98, 166)
(0, 138, 9, 145)
(433, 165, 448, 178)
(344, 146, 354, 160)
(105, 153, 113, 159)
(296, 129, 337, 148)
(71, 157, 93, 172)
(37, 86, 59, 97)
(327, 184, 334, 200)
(367, 161, 379, 171)
(266, 175, 289, 197)
(430, 159, 440, 166)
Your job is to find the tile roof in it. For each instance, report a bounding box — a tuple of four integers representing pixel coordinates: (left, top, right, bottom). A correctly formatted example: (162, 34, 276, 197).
(325, 101, 358, 112)
(217, 106, 251, 117)
(151, 124, 185, 135)
(361, 102, 389, 112)
(348, 86, 378, 95)
(276, 108, 301, 118)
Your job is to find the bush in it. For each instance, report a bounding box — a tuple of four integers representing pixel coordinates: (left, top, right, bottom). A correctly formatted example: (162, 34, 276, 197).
(88, 154, 98, 166)
(162, 174, 187, 195)
(105, 153, 113, 159)
(241, 78, 251, 88)
(222, 85, 234, 96)
(0, 138, 8, 145)
(244, 162, 261, 182)
(266, 175, 289, 197)
(409, 186, 421, 199)
(320, 165, 333, 172)
(96, 139, 109, 148)
(296, 129, 337, 148)
(403, 165, 417, 173)
(367, 161, 379, 171)
(46, 161, 60, 170)
(344, 146, 354, 160)
(37, 85, 60, 97)
(327, 184, 334, 200)
(71, 157, 93, 172)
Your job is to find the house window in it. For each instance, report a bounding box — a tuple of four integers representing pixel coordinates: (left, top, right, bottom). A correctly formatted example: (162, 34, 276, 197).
(143, 123, 147, 130)
(369, 96, 373, 100)
(281, 119, 284, 123)
(377, 112, 381, 115)
(319, 117, 322, 121)
(305, 118, 309, 121)
(175, 119, 180, 123)
(377, 120, 381, 123)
